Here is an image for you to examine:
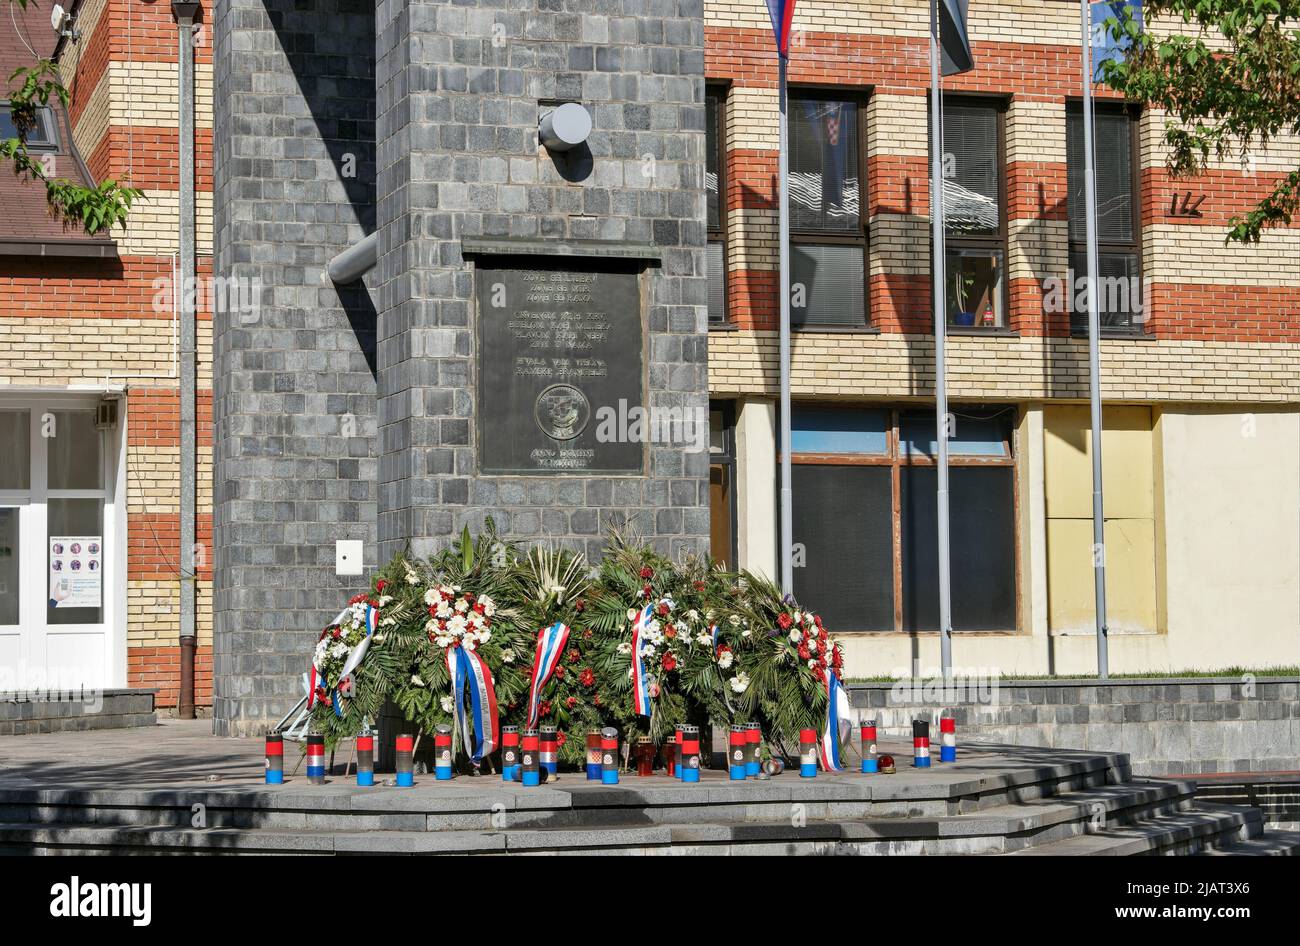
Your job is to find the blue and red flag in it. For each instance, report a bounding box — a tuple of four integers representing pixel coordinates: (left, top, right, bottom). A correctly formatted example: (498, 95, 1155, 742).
(765, 0, 797, 57)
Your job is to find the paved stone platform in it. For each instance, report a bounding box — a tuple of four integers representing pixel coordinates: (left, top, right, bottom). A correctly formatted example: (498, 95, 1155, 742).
(0, 720, 1295, 855)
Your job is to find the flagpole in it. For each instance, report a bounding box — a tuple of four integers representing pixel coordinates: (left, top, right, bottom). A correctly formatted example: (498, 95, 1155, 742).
(930, 0, 953, 682)
(778, 51, 794, 596)
(1080, 0, 1110, 678)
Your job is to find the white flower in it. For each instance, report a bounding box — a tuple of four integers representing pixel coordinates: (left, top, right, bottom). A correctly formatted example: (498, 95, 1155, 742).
(410, 674, 426, 687)
(687, 609, 700, 622)
(741, 629, 752, 639)
(695, 633, 712, 647)
(793, 610, 803, 625)
(381, 617, 396, 627)
(501, 648, 516, 664)
(627, 608, 639, 623)
(717, 650, 734, 670)
(674, 620, 689, 634)
(808, 639, 818, 653)
(705, 609, 716, 622)
(377, 595, 392, 607)
(789, 629, 802, 644)
(729, 672, 751, 694)
(807, 659, 819, 670)
(330, 641, 348, 659)
(405, 571, 420, 585)
(440, 695, 454, 713)
(423, 588, 439, 606)
(448, 614, 468, 636)
(617, 642, 632, 655)
(728, 614, 741, 627)
(642, 643, 657, 658)
(477, 628, 492, 645)
(435, 636, 454, 648)
(478, 594, 496, 617)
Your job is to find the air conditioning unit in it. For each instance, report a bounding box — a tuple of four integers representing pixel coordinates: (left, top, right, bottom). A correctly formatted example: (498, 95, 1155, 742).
(96, 397, 119, 430)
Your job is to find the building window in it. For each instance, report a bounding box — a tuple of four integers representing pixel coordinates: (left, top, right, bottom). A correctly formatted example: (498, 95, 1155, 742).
(938, 99, 1007, 329)
(1067, 102, 1141, 331)
(0, 103, 59, 150)
(790, 404, 1018, 632)
(706, 87, 728, 325)
(708, 401, 737, 569)
(789, 94, 866, 327)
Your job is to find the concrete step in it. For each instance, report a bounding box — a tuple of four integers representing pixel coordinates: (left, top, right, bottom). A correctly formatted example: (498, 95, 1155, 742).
(1005, 804, 1263, 856)
(0, 781, 1224, 856)
(1199, 830, 1300, 855)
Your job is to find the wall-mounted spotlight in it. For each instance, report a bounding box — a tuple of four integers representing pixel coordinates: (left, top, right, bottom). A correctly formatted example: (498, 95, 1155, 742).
(539, 102, 592, 153)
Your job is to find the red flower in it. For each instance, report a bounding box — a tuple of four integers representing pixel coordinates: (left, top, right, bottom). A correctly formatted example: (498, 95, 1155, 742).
(832, 648, 844, 670)
(640, 566, 654, 579)
(565, 696, 578, 709)
(473, 602, 485, 614)
(428, 606, 438, 616)
(557, 732, 568, 747)
(656, 602, 670, 617)
(575, 598, 586, 612)
(376, 579, 387, 592)
(583, 628, 593, 640)
(817, 654, 827, 668)
(813, 665, 826, 684)
(814, 614, 824, 629)
(693, 580, 706, 591)
(348, 592, 367, 605)
(593, 694, 603, 707)
(664, 626, 677, 638)
(539, 700, 552, 718)
(662, 653, 677, 672)
(579, 667, 596, 688)
(642, 584, 652, 598)
(331, 627, 342, 639)
(777, 612, 793, 630)
(567, 648, 581, 663)
(553, 666, 566, 680)
(798, 644, 811, 661)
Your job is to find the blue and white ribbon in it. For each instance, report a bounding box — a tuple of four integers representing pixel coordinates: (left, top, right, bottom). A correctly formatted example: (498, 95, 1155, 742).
(819, 670, 851, 772)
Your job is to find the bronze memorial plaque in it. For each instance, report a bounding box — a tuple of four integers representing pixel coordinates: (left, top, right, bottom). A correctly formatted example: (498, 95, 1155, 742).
(476, 260, 644, 474)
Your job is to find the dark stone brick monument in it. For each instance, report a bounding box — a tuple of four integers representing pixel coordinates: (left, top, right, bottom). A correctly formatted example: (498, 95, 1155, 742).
(213, 0, 710, 734)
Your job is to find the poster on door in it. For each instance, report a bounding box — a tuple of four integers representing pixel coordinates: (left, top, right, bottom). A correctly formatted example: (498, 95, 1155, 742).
(49, 536, 102, 609)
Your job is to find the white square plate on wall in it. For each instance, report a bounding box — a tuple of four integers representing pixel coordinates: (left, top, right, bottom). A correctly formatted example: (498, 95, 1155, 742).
(335, 540, 364, 576)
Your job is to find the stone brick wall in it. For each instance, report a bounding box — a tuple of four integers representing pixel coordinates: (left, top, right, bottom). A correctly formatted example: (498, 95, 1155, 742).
(371, 0, 711, 562)
(848, 677, 1300, 776)
(212, 0, 379, 734)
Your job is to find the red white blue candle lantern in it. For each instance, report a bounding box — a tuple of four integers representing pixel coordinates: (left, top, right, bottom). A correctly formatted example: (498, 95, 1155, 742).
(521, 729, 541, 787)
(861, 720, 878, 774)
(264, 732, 283, 785)
(540, 725, 559, 778)
(501, 725, 520, 782)
(681, 725, 701, 783)
(306, 733, 326, 785)
(940, 714, 957, 762)
(395, 733, 414, 787)
(799, 728, 817, 777)
(913, 719, 931, 768)
(600, 728, 619, 785)
(729, 725, 747, 780)
(356, 733, 374, 787)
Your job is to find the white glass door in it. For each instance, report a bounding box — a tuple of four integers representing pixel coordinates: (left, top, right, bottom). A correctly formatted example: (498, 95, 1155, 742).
(0, 399, 119, 693)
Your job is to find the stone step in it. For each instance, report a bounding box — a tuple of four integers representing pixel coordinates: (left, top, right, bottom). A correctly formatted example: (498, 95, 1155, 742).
(0, 690, 157, 736)
(1199, 830, 1300, 855)
(1005, 804, 1263, 856)
(0, 782, 1224, 856)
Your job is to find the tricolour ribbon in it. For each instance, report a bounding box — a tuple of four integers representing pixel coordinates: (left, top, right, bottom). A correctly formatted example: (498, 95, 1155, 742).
(526, 621, 570, 728)
(446, 645, 500, 765)
(630, 604, 655, 717)
(818, 669, 852, 772)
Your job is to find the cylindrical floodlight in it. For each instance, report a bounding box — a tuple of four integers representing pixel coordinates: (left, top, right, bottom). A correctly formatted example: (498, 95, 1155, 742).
(539, 102, 592, 152)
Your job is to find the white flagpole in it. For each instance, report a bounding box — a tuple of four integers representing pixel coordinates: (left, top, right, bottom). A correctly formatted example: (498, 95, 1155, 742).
(1080, 0, 1110, 677)
(778, 52, 794, 596)
(931, 0, 953, 681)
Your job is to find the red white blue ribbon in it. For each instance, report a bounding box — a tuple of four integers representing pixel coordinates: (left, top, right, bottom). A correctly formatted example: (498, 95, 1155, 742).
(819, 670, 851, 772)
(526, 621, 570, 728)
(631, 604, 655, 717)
(710, 623, 720, 653)
(447, 645, 499, 765)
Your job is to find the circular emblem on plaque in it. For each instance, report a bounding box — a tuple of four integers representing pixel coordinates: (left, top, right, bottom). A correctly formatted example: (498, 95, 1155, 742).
(534, 384, 590, 441)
